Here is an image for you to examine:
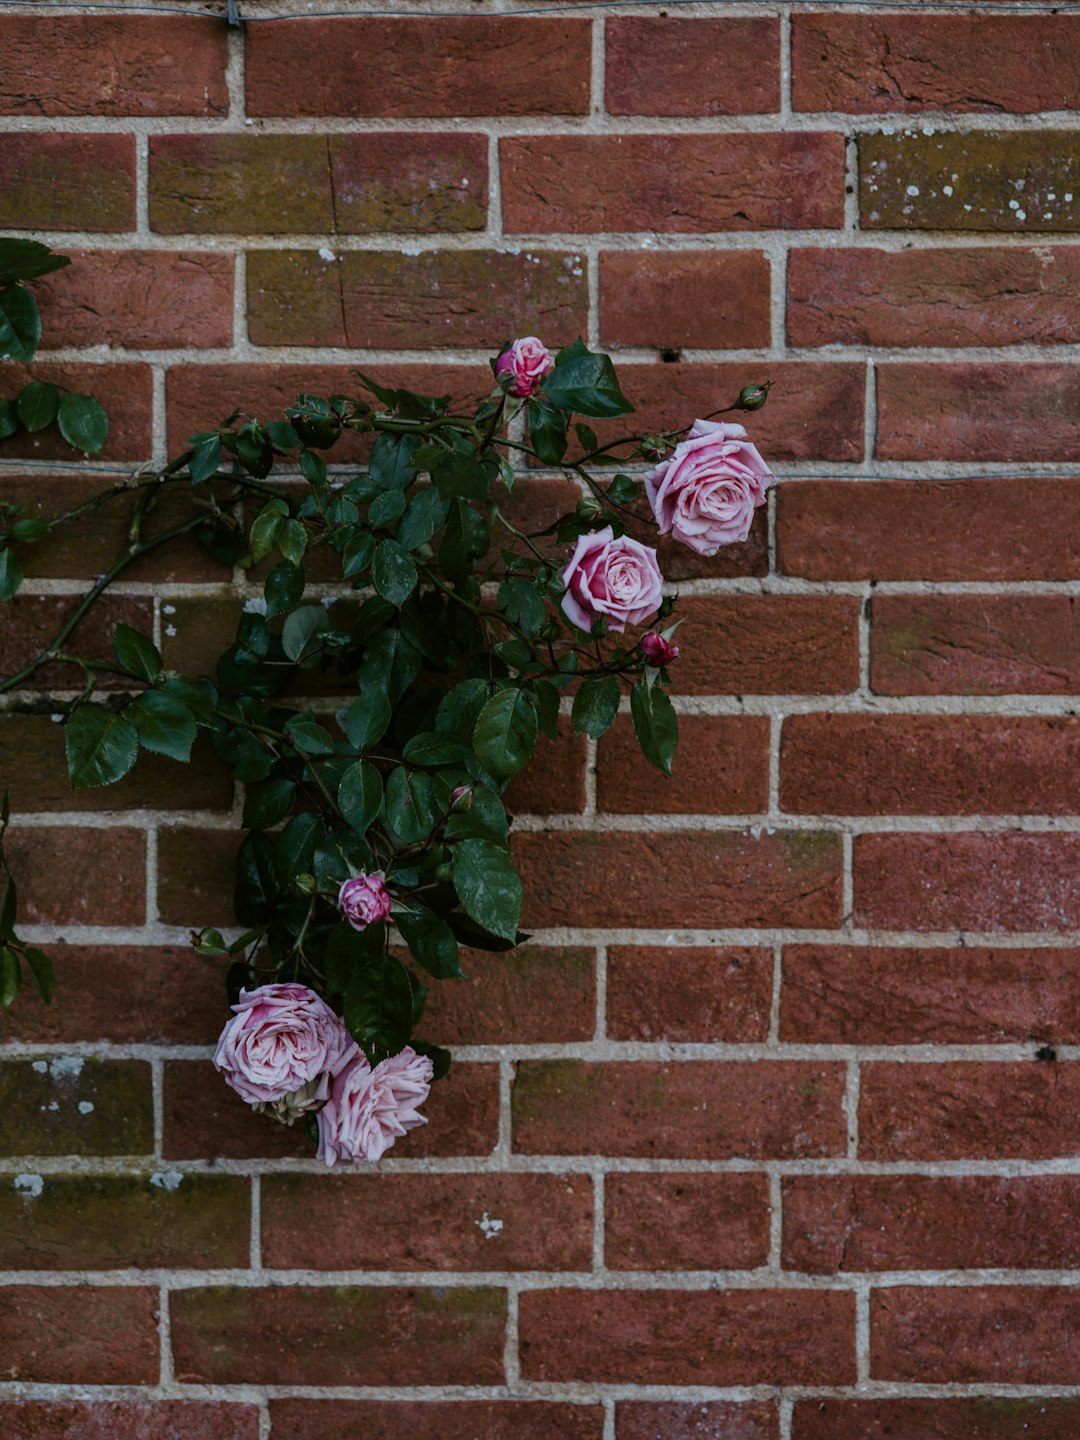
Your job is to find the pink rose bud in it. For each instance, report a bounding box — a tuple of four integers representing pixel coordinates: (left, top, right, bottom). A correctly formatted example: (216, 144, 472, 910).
(644, 418, 774, 556)
(213, 982, 356, 1107)
(338, 873, 392, 932)
(450, 785, 473, 812)
(560, 526, 665, 635)
(640, 631, 679, 666)
(316, 1045, 435, 1165)
(495, 336, 555, 399)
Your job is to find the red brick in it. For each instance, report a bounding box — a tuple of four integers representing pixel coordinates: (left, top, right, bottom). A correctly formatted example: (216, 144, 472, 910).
(519, 1287, 855, 1385)
(516, 829, 842, 930)
(157, 827, 235, 929)
(796, 15, 1080, 114)
(783, 1175, 1080, 1273)
(597, 715, 769, 815)
(854, 832, 1080, 934)
(861, 131, 1080, 232)
(171, 1285, 505, 1385)
(600, 250, 771, 351)
(512, 1060, 846, 1159)
(0, 1172, 248, 1270)
(606, 18, 779, 115)
(790, 246, 1080, 349)
(674, 596, 860, 696)
(0, 1286, 158, 1382)
(269, 1401, 603, 1440)
(505, 729, 587, 815)
(0, 16, 226, 115)
(418, 945, 595, 1045)
(247, 18, 589, 117)
(781, 944, 1080, 1046)
(871, 1286, 1080, 1383)
(0, 593, 151, 691)
(619, 1404, 778, 1440)
(0, 1058, 152, 1157)
(0, 133, 134, 230)
(502, 134, 845, 233)
(0, 1403, 259, 1440)
(593, 362, 864, 464)
(164, 1059, 498, 1160)
(871, 595, 1080, 696)
(150, 134, 487, 235)
(1, 827, 145, 926)
(262, 1172, 592, 1271)
(0, 362, 151, 461)
(778, 476, 1080, 581)
(607, 945, 772, 1043)
(606, 1174, 771, 1271)
(782, 715, 1080, 816)
(793, 1398, 1080, 1440)
(247, 248, 587, 350)
(36, 250, 233, 350)
(860, 1062, 1080, 1160)
(878, 364, 1080, 462)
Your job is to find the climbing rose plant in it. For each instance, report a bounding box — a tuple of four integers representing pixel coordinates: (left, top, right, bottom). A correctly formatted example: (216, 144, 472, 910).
(0, 250, 774, 1163)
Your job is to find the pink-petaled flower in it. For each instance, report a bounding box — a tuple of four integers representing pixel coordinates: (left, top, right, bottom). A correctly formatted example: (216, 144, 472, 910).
(495, 336, 554, 398)
(644, 418, 774, 556)
(640, 631, 680, 667)
(316, 1046, 435, 1165)
(338, 873, 392, 932)
(560, 526, 664, 634)
(213, 983, 355, 1107)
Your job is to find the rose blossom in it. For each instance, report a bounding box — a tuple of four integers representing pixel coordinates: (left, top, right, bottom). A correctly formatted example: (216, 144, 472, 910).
(338, 872, 392, 932)
(495, 336, 554, 398)
(560, 526, 664, 634)
(644, 418, 774, 555)
(316, 1046, 435, 1165)
(213, 983, 355, 1108)
(640, 631, 679, 667)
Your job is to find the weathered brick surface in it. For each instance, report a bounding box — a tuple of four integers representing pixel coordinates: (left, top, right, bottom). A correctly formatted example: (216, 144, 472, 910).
(674, 596, 860, 696)
(269, 1401, 604, 1440)
(598, 715, 769, 815)
(617, 1404, 779, 1440)
(606, 1173, 771, 1270)
(0, 827, 145, 926)
(0, 1286, 159, 1382)
(0, 1058, 153, 1157)
(601, 249, 771, 351)
(793, 1399, 1080, 1440)
(417, 945, 595, 1045)
(0, 1403, 260, 1440)
(0, 133, 134, 229)
(606, 19, 780, 116)
(606, 945, 773, 1043)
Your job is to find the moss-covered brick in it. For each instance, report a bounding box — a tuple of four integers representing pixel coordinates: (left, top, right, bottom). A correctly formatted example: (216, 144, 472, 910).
(0, 133, 135, 230)
(0, 1058, 153, 1157)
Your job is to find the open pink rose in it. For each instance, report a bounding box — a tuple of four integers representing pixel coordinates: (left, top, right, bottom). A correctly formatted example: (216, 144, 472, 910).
(338, 873, 392, 931)
(561, 526, 664, 634)
(644, 418, 773, 555)
(495, 336, 554, 398)
(316, 1046, 435, 1165)
(214, 983, 355, 1107)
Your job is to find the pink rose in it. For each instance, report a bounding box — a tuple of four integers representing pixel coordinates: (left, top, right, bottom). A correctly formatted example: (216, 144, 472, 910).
(316, 1046, 435, 1165)
(560, 526, 664, 634)
(338, 873, 392, 932)
(640, 632, 679, 666)
(213, 982, 355, 1107)
(495, 336, 554, 398)
(644, 418, 774, 555)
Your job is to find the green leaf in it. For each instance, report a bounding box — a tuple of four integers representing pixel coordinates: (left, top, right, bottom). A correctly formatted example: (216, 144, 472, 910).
(284, 715, 335, 754)
(0, 286, 40, 363)
(0, 947, 20, 1008)
(402, 731, 470, 767)
(264, 559, 304, 617)
(57, 392, 108, 455)
(544, 351, 633, 419)
(608, 473, 640, 505)
(369, 432, 420, 491)
(65, 707, 139, 789)
(338, 760, 383, 835)
(0, 548, 22, 602)
(16, 381, 58, 432)
(11, 518, 49, 544)
(0, 238, 70, 283)
(344, 953, 415, 1059)
(341, 530, 374, 579)
(397, 905, 464, 979)
(112, 623, 162, 684)
(249, 498, 286, 563)
(23, 946, 54, 1004)
(439, 499, 489, 581)
(411, 1038, 452, 1080)
(372, 539, 417, 606)
(368, 488, 405, 528)
(265, 420, 301, 453)
(572, 675, 621, 740)
(436, 678, 491, 736)
(273, 812, 322, 886)
(384, 766, 440, 845)
(126, 690, 197, 762)
(342, 689, 391, 751)
(498, 575, 546, 637)
(397, 488, 450, 550)
(160, 676, 217, 727)
(243, 777, 297, 830)
(189, 435, 222, 484)
(0, 400, 18, 439)
(234, 831, 278, 926)
(433, 453, 491, 501)
(452, 838, 523, 943)
(527, 397, 568, 465)
(0, 877, 15, 940)
(357, 628, 421, 707)
(324, 919, 385, 994)
(276, 518, 307, 567)
(472, 687, 538, 783)
(193, 926, 229, 956)
(281, 604, 329, 663)
(630, 680, 678, 777)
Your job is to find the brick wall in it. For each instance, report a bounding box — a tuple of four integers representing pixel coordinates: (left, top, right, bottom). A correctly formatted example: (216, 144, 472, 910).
(2, 3, 1080, 1437)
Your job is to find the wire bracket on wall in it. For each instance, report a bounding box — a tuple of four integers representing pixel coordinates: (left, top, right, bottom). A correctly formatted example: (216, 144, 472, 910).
(225, 0, 243, 28)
